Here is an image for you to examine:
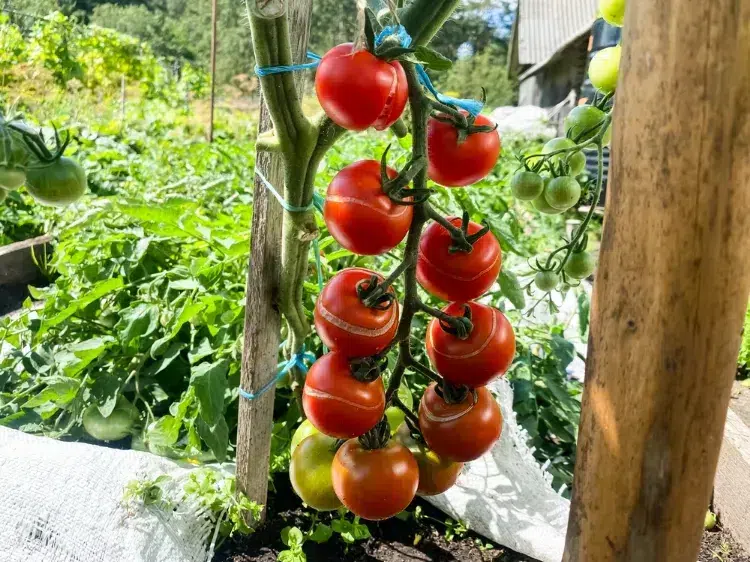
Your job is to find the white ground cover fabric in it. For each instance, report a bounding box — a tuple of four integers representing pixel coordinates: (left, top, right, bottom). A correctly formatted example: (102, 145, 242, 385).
(425, 377, 570, 562)
(0, 426, 213, 562)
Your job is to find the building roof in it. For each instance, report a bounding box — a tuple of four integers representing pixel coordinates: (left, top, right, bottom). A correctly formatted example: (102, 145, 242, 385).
(516, 0, 598, 65)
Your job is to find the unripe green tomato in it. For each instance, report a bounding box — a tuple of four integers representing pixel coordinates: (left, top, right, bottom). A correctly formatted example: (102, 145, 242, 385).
(564, 252, 596, 280)
(0, 188, 7, 204)
(83, 396, 139, 441)
(290, 418, 319, 455)
(533, 181, 564, 215)
(535, 270, 559, 292)
(25, 157, 87, 207)
(542, 137, 586, 176)
(289, 433, 343, 511)
(589, 45, 621, 94)
(704, 511, 717, 530)
(0, 167, 25, 191)
(385, 384, 413, 435)
(511, 170, 544, 201)
(599, 0, 626, 26)
(545, 176, 582, 211)
(565, 105, 608, 143)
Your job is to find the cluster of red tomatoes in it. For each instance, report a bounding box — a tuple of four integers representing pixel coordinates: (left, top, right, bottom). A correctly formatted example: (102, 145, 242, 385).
(288, 42, 514, 522)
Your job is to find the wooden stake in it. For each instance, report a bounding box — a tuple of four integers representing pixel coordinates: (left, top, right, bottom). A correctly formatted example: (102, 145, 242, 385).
(208, 0, 218, 143)
(235, 0, 314, 521)
(563, 2, 750, 561)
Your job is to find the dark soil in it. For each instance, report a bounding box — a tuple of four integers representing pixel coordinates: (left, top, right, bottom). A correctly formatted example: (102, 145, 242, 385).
(216, 475, 750, 562)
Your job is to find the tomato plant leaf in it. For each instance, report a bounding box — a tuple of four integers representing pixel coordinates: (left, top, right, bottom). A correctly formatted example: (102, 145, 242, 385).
(309, 523, 333, 544)
(550, 335, 575, 370)
(190, 359, 228, 425)
(116, 303, 160, 350)
(414, 46, 453, 71)
(196, 415, 229, 462)
(39, 277, 124, 334)
(23, 379, 79, 408)
(499, 269, 525, 310)
(148, 415, 181, 447)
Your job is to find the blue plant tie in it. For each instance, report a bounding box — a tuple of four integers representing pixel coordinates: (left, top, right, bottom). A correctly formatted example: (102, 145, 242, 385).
(374, 25, 484, 117)
(254, 51, 322, 77)
(255, 167, 315, 212)
(239, 345, 316, 401)
(415, 64, 484, 117)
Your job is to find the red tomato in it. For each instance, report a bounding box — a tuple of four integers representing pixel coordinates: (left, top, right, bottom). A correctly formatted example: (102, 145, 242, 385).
(315, 43, 408, 131)
(396, 425, 463, 496)
(427, 113, 501, 187)
(314, 268, 399, 358)
(324, 160, 413, 255)
(332, 438, 418, 520)
(426, 302, 515, 387)
(303, 352, 385, 439)
(418, 383, 503, 462)
(417, 217, 501, 302)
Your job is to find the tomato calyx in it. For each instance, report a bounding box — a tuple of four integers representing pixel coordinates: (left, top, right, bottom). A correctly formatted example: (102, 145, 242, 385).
(449, 211, 491, 254)
(379, 145, 432, 206)
(429, 90, 498, 144)
(12, 123, 70, 166)
(419, 301, 474, 340)
(356, 275, 398, 310)
(350, 355, 389, 383)
(436, 379, 474, 406)
(358, 417, 392, 450)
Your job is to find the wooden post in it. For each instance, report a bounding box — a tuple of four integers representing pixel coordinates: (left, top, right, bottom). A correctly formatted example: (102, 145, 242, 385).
(563, 1, 750, 561)
(208, 0, 218, 143)
(235, 0, 313, 520)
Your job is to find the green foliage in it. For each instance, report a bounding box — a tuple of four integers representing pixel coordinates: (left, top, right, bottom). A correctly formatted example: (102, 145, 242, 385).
(435, 42, 516, 107)
(739, 303, 750, 370)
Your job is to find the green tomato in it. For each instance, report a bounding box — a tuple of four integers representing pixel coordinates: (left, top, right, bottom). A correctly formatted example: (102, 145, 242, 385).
(565, 105, 609, 143)
(599, 0, 626, 26)
(704, 511, 717, 530)
(535, 270, 559, 292)
(385, 384, 413, 435)
(532, 184, 564, 215)
(25, 157, 87, 207)
(545, 176, 582, 211)
(511, 170, 544, 201)
(0, 188, 7, 204)
(589, 45, 621, 94)
(289, 433, 342, 511)
(543, 137, 586, 176)
(290, 418, 319, 455)
(564, 252, 596, 279)
(83, 396, 139, 442)
(0, 167, 25, 190)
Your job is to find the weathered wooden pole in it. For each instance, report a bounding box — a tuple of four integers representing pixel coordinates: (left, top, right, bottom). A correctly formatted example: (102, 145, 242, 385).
(208, 0, 218, 142)
(235, 0, 313, 520)
(563, 1, 750, 561)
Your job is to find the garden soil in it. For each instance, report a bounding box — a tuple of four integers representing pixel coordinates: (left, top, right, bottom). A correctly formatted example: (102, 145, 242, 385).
(216, 475, 749, 562)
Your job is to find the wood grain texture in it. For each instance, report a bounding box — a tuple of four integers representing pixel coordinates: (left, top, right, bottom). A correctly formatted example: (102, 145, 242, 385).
(235, 0, 313, 519)
(563, 1, 750, 561)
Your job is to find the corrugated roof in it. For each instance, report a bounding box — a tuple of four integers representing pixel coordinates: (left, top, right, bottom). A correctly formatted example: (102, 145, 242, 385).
(517, 0, 598, 65)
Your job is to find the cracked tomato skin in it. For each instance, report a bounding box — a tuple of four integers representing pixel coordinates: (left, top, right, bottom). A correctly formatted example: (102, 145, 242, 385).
(332, 438, 419, 520)
(315, 43, 408, 132)
(427, 113, 501, 187)
(314, 268, 399, 358)
(426, 301, 515, 388)
(324, 160, 413, 255)
(418, 383, 503, 462)
(417, 217, 501, 302)
(302, 351, 385, 439)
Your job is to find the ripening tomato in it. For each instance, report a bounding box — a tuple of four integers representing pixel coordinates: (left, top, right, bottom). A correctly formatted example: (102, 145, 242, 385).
(290, 419, 319, 455)
(426, 302, 515, 388)
(332, 438, 419, 520)
(303, 351, 385, 439)
(314, 268, 399, 358)
(599, 0, 626, 27)
(290, 433, 342, 511)
(396, 425, 463, 496)
(315, 43, 408, 131)
(545, 176, 581, 211)
(324, 160, 413, 255)
(417, 217, 501, 302)
(419, 383, 503, 462)
(589, 45, 621, 94)
(427, 113, 501, 187)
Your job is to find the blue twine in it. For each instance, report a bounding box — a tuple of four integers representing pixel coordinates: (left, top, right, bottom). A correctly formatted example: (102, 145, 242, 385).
(375, 25, 412, 49)
(239, 345, 316, 401)
(254, 51, 321, 77)
(255, 167, 314, 212)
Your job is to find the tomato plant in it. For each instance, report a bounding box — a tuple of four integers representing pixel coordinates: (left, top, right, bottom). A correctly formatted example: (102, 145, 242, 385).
(25, 157, 87, 207)
(302, 351, 385, 439)
(418, 383, 503, 462)
(427, 113, 501, 187)
(417, 215, 501, 302)
(82, 396, 139, 442)
(589, 45, 621, 94)
(396, 425, 463, 497)
(426, 302, 515, 388)
(315, 43, 408, 132)
(510, 170, 544, 201)
(324, 160, 413, 255)
(331, 436, 419, 520)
